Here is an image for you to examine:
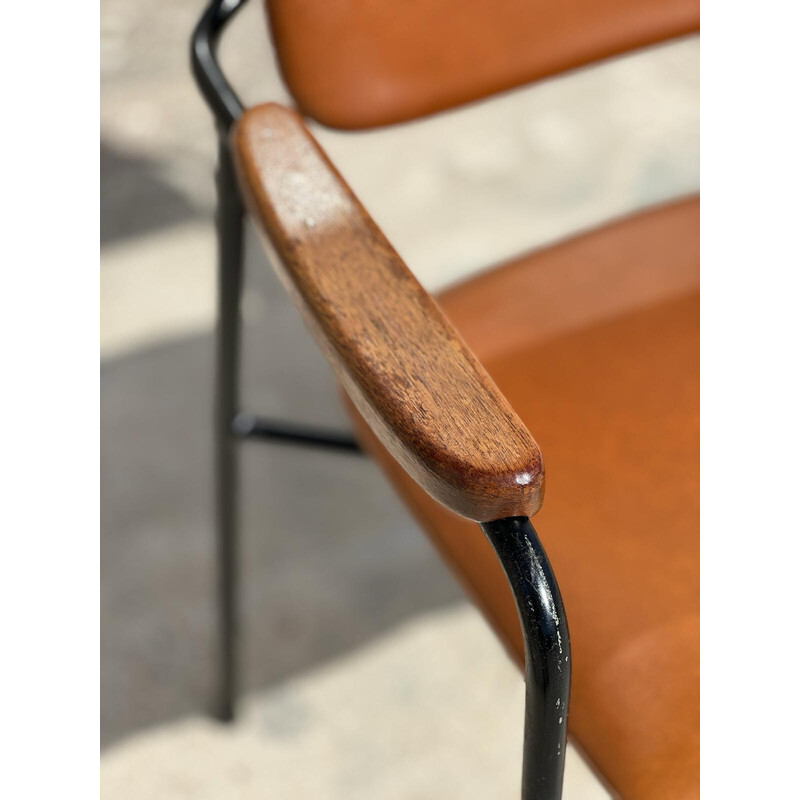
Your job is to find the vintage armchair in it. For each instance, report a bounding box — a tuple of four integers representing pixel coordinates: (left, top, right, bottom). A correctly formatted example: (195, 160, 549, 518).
(191, 1, 700, 798)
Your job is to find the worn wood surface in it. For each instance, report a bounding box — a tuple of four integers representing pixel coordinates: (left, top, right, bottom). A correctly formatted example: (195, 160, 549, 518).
(232, 103, 544, 522)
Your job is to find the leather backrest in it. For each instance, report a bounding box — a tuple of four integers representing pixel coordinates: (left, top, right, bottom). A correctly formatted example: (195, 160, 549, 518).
(265, 0, 699, 129)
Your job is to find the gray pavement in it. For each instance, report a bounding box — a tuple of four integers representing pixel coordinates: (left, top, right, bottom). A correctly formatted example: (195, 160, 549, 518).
(101, 222, 465, 746)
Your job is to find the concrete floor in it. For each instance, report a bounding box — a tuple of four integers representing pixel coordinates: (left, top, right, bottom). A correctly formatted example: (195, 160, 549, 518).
(102, 607, 606, 799)
(101, 0, 698, 795)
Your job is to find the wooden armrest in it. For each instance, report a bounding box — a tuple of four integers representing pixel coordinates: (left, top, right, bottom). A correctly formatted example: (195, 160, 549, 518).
(232, 103, 543, 522)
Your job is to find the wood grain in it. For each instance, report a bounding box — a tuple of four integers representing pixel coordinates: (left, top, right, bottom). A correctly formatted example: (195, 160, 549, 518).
(232, 103, 544, 522)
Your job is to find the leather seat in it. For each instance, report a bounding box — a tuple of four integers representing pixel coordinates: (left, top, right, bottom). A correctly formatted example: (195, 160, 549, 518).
(345, 196, 699, 799)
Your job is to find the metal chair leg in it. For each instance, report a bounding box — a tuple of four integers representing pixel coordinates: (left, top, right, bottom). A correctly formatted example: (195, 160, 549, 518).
(480, 517, 571, 800)
(213, 132, 245, 722)
(192, 1, 363, 721)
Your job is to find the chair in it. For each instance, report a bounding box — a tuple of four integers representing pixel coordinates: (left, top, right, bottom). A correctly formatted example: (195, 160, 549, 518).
(191, 2, 699, 797)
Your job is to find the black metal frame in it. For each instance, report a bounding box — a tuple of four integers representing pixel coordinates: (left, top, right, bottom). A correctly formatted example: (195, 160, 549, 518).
(191, 3, 571, 795)
(191, 0, 362, 723)
(481, 518, 571, 799)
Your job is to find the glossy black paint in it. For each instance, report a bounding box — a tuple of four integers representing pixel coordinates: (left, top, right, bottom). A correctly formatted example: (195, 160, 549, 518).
(190, 0, 248, 131)
(480, 517, 571, 800)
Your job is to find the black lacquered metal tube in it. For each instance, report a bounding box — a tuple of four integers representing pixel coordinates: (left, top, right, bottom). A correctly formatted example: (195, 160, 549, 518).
(480, 517, 571, 800)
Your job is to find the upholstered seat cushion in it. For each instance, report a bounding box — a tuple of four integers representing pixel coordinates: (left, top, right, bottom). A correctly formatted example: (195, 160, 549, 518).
(344, 197, 699, 799)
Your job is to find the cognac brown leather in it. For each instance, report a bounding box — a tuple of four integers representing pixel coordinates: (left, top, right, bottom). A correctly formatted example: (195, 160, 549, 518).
(344, 198, 700, 799)
(265, 0, 700, 129)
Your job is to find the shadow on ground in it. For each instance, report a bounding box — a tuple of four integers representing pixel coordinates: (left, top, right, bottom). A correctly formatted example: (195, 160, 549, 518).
(101, 141, 206, 245)
(101, 260, 466, 746)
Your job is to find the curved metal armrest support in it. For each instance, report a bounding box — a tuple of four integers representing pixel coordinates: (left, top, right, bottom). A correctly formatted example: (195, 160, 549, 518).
(232, 102, 544, 522)
(190, 0, 250, 130)
(482, 517, 571, 800)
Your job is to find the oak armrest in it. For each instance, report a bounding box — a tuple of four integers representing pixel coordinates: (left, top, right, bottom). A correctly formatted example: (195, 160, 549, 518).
(232, 103, 543, 522)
